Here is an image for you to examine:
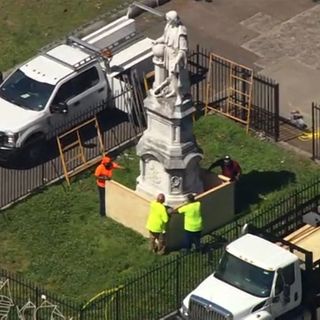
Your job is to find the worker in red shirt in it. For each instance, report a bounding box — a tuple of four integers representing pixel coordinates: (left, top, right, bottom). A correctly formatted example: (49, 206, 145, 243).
(208, 155, 242, 181)
(95, 155, 124, 217)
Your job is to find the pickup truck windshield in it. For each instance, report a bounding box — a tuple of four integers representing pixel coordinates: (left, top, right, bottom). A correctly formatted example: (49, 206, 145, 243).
(0, 69, 54, 111)
(215, 252, 274, 298)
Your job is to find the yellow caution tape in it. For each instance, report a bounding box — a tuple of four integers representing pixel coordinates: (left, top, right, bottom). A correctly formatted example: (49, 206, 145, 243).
(81, 285, 124, 310)
(298, 131, 320, 142)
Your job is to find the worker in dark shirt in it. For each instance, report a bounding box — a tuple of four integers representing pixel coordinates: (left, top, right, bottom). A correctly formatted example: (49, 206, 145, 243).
(208, 155, 242, 181)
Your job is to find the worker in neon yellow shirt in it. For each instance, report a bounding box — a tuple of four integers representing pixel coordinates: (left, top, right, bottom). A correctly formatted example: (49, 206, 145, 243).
(175, 193, 203, 251)
(146, 193, 169, 255)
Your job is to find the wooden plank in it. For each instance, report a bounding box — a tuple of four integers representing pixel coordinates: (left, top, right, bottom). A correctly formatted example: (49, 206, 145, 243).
(228, 100, 250, 110)
(295, 229, 320, 263)
(62, 141, 80, 152)
(284, 225, 314, 242)
(229, 88, 251, 97)
(283, 224, 320, 263)
(290, 227, 320, 245)
(230, 74, 252, 84)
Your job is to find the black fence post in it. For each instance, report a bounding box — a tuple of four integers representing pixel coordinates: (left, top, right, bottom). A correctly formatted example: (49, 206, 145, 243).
(312, 102, 316, 161)
(196, 44, 200, 105)
(274, 83, 280, 142)
(293, 190, 300, 234)
(176, 256, 180, 309)
(35, 285, 40, 308)
(208, 246, 214, 267)
(79, 304, 84, 320)
(41, 162, 45, 188)
(116, 288, 120, 320)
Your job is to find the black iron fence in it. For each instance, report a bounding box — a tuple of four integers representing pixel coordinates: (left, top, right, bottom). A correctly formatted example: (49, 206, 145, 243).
(2, 177, 320, 319)
(0, 268, 80, 319)
(312, 102, 320, 160)
(188, 45, 280, 141)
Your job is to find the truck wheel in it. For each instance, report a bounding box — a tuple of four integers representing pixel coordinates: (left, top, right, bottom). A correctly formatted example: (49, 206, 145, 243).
(24, 136, 47, 165)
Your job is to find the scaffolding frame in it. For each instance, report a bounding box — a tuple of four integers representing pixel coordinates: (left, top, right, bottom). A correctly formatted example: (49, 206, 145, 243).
(57, 117, 104, 186)
(205, 53, 253, 133)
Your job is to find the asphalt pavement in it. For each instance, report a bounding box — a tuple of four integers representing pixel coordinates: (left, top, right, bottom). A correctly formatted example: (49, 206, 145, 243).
(136, 0, 320, 126)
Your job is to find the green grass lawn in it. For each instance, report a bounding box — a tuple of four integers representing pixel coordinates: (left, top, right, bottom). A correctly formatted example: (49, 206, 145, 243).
(195, 115, 318, 214)
(0, 0, 130, 71)
(0, 151, 159, 301)
(1, 115, 318, 302)
(0, 0, 318, 305)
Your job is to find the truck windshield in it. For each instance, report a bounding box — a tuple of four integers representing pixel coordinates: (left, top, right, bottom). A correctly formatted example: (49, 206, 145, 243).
(0, 69, 54, 111)
(215, 252, 274, 298)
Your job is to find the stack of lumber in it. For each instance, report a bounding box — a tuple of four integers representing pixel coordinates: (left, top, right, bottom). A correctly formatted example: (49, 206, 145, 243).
(281, 225, 320, 263)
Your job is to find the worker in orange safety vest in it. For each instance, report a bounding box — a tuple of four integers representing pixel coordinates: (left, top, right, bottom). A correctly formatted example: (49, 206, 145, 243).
(95, 155, 124, 218)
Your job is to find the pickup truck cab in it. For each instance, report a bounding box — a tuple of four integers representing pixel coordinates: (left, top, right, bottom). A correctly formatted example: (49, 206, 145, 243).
(0, 15, 153, 163)
(0, 45, 108, 161)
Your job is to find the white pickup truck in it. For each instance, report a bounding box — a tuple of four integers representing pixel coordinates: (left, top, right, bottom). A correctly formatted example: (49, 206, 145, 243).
(180, 212, 320, 320)
(0, 15, 154, 162)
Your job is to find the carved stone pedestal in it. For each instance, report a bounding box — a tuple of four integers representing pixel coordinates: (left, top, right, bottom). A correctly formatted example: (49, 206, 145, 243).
(136, 93, 203, 207)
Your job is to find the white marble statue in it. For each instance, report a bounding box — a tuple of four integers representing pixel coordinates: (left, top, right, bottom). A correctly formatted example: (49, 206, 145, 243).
(152, 10, 191, 106)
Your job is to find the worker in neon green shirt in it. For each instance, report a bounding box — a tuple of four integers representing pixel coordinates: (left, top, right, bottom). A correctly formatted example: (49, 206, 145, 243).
(146, 193, 169, 255)
(175, 193, 203, 251)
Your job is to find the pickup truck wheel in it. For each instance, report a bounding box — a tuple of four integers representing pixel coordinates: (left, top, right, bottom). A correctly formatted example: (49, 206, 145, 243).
(24, 137, 47, 164)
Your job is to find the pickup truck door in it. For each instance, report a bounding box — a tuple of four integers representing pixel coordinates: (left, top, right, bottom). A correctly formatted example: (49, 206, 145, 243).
(49, 66, 108, 134)
(270, 264, 298, 318)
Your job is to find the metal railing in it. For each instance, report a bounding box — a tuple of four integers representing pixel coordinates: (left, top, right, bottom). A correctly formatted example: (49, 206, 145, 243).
(189, 45, 280, 141)
(312, 102, 320, 160)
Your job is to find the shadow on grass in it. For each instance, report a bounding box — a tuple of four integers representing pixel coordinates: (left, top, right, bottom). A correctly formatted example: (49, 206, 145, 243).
(235, 170, 296, 214)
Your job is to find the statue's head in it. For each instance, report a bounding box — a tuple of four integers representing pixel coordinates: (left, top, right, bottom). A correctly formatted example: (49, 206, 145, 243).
(165, 10, 179, 25)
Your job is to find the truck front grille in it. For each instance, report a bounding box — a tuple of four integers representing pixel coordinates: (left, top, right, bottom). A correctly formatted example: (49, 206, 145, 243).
(189, 295, 233, 320)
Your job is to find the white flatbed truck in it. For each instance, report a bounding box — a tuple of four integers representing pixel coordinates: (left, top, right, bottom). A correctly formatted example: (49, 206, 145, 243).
(180, 211, 320, 320)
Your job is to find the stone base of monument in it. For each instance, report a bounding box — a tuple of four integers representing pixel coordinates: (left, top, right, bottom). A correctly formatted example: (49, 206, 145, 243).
(105, 171, 235, 251)
(136, 95, 204, 207)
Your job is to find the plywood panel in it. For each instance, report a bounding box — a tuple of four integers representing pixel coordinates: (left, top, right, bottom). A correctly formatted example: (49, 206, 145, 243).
(106, 181, 151, 237)
(198, 181, 235, 234)
(106, 178, 235, 250)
